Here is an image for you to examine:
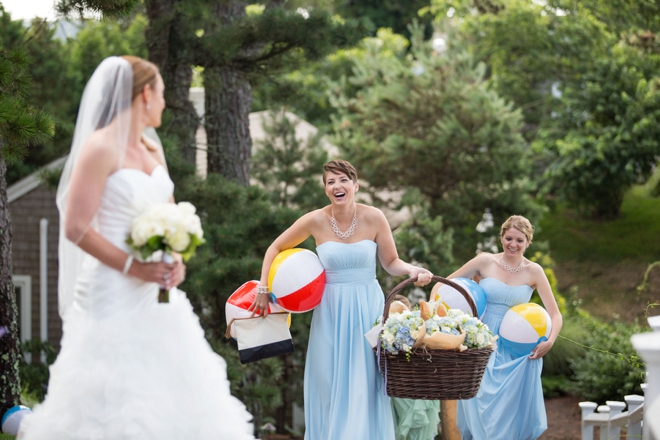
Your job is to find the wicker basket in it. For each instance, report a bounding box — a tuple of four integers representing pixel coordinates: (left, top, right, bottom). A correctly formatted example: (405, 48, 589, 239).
(377, 275, 493, 400)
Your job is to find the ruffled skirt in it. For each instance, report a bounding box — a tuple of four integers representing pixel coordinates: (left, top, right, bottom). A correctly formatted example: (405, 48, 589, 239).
(18, 284, 254, 440)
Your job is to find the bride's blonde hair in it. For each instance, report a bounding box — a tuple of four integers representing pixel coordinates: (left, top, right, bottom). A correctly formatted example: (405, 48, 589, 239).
(121, 55, 160, 101)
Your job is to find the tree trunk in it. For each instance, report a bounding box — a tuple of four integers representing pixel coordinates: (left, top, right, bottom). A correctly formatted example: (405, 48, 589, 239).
(145, 0, 199, 164)
(204, 65, 252, 185)
(0, 153, 21, 416)
(204, 0, 252, 185)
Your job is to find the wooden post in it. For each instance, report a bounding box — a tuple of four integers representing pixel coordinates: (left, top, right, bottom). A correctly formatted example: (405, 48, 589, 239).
(440, 400, 461, 440)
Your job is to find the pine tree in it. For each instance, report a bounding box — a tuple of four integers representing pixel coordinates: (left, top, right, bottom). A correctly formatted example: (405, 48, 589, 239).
(0, 46, 54, 417)
(331, 26, 542, 259)
(61, 0, 367, 184)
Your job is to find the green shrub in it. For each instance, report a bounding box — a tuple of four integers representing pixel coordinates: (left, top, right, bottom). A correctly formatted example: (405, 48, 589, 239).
(568, 316, 647, 402)
(18, 340, 57, 403)
(543, 317, 588, 378)
(541, 375, 574, 399)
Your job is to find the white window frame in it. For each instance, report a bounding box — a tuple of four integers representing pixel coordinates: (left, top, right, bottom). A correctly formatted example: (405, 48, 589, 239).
(13, 275, 32, 362)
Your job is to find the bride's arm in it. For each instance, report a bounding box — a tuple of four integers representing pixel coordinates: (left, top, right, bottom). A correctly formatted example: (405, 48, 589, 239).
(65, 139, 180, 289)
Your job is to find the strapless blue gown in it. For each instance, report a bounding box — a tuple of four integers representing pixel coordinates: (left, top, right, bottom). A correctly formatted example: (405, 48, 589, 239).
(457, 277, 547, 440)
(304, 240, 395, 440)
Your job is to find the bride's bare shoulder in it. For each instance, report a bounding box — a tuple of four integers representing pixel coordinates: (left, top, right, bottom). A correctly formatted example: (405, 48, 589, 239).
(76, 129, 119, 173)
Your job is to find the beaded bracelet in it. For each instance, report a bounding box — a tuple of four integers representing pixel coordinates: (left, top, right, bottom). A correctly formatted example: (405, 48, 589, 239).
(256, 285, 270, 295)
(122, 255, 134, 275)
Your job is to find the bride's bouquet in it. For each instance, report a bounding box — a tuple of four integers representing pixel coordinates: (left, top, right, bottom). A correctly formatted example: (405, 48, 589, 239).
(126, 201, 205, 302)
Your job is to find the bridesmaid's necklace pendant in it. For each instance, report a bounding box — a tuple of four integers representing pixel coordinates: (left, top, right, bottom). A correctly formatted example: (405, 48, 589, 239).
(330, 206, 358, 240)
(500, 257, 525, 274)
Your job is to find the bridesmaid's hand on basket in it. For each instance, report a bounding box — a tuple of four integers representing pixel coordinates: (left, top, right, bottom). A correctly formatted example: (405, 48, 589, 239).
(410, 267, 433, 287)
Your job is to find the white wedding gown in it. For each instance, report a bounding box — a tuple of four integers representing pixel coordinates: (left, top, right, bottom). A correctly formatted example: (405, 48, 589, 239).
(19, 166, 254, 440)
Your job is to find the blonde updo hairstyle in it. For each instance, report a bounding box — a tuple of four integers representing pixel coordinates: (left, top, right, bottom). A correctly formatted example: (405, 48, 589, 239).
(500, 215, 534, 245)
(121, 55, 160, 101)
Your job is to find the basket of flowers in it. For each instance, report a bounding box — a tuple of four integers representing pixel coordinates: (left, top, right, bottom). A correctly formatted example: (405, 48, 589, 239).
(376, 275, 496, 400)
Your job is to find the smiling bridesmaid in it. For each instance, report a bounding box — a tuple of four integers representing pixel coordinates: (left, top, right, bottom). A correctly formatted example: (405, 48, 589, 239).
(448, 215, 562, 440)
(250, 159, 433, 440)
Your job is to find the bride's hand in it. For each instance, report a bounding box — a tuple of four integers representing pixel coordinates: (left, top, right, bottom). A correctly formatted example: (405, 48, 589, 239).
(410, 266, 433, 287)
(129, 261, 178, 289)
(169, 261, 186, 289)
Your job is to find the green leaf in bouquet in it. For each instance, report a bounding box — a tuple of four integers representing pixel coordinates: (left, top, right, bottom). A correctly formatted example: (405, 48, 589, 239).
(179, 233, 206, 262)
(147, 235, 166, 250)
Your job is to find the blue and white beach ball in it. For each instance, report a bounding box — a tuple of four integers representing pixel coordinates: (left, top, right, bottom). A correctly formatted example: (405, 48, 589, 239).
(430, 277, 487, 319)
(499, 303, 552, 357)
(2, 405, 31, 435)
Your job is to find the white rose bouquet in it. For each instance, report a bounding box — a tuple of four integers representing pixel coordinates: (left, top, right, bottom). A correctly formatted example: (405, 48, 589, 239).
(126, 201, 205, 302)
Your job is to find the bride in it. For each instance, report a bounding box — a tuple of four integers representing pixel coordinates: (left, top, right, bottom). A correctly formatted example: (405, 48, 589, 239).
(18, 56, 254, 439)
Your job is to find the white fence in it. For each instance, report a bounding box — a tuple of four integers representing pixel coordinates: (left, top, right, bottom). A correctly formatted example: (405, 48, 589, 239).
(579, 316, 659, 440)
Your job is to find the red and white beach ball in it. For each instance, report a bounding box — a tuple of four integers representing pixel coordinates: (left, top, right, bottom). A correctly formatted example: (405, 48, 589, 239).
(225, 280, 286, 338)
(499, 303, 552, 357)
(268, 248, 326, 313)
(430, 277, 487, 319)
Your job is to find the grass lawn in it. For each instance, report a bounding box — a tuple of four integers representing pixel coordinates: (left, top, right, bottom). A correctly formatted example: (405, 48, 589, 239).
(0, 434, 15, 440)
(539, 173, 660, 323)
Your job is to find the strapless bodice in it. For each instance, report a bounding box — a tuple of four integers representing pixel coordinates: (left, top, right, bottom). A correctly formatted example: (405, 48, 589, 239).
(74, 166, 174, 317)
(96, 166, 174, 252)
(316, 240, 377, 285)
(479, 277, 533, 317)
(478, 277, 534, 334)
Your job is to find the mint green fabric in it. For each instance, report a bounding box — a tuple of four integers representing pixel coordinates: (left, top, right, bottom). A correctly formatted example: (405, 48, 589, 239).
(391, 398, 440, 440)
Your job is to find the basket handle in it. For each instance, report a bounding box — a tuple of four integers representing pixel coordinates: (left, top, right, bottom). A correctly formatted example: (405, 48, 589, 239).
(382, 275, 477, 321)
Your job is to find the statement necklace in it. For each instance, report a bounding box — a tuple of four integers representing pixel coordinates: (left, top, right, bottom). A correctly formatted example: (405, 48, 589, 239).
(500, 256, 525, 274)
(330, 206, 358, 240)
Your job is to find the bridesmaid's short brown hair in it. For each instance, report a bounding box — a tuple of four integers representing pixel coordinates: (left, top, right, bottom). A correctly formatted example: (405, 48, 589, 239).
(323, 160, 358, 184)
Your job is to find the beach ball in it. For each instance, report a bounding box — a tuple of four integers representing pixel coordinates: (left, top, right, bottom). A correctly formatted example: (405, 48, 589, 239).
(499, 303, 552, 357)
(268, 248, 326, 313)
(430, 277, 487, 319)
(225, 280, 287, 338)
(2, 405, 31, 435)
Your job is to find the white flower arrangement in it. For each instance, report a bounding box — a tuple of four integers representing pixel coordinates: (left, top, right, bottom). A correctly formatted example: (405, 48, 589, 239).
(379, 304, 495, 355)
(127, 202, 205, 262)
(425, 315, 462, 337)
(379, 310, 425, 356)
(445, 309, 495, 349)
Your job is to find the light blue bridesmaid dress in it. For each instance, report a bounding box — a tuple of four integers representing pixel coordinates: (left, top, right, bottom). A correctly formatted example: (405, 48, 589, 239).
(457, 277, 547, 440)
(304, 240, 395, 440)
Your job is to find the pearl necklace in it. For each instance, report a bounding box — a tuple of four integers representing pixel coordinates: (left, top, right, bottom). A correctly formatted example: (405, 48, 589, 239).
(330, 206, 357, 240)
(500, 256, 525, 274)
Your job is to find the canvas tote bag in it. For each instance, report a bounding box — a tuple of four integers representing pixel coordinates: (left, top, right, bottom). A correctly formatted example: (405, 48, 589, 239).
(227, 312, 294, 364)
